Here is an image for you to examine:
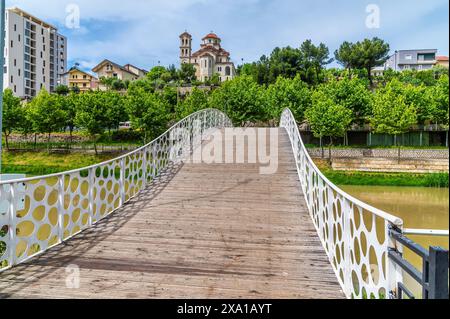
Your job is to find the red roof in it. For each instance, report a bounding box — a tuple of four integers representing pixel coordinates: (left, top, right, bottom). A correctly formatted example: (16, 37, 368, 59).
(436, 56, 449, 61)
(202, 33, 220, 40)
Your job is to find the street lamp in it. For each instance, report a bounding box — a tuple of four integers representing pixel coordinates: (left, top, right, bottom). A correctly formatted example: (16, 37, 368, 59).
(0, 0, 6, 175)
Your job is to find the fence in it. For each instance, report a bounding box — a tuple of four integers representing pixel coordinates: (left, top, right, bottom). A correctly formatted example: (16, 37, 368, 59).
(307, 148, 449, 159)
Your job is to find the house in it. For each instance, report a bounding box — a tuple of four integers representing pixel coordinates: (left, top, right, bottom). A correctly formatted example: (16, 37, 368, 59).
(60, 66, 98, 92)
(3, 7, 67, 98)
(384, 49, 437, 71)
(179, 31, 236, 82)
(435, 56, 449, 68)
(92, 59, 147, 90)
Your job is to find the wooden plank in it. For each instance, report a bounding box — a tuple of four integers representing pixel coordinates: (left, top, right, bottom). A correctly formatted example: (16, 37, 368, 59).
(0, 128, 344, 299)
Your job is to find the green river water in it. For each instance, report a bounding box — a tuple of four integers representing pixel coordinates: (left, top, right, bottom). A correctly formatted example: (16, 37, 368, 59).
(341, 185, 449, 298)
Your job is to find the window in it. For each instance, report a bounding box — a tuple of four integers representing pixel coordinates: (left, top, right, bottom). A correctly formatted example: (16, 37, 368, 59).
(40, 51, 43, 58)
(10, 40, 13, 48)
(10, 75, 13, 83)
(405, 54, 412, 60)
(18, 69, 21, 76)
(83, 83, 87, 87)
(14, 24, 16, 32)
(83, 75, 87, 79)
(225, 66, 231, 76)
(14, 59, 17, 67)
(14, 85, 17, 93)
(18, 34, 21, 42)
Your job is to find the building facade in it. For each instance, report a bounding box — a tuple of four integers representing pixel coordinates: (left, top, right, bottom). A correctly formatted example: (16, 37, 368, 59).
(3, 7, 67, 99)
(435, 56, 449, 68)
(384, 49, 437, 71)
(92, 59, 147, 90)
(60, 66, 98, 92)
(179, 31, 236, 82)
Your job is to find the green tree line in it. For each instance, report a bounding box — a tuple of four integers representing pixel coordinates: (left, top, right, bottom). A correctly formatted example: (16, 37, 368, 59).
(3, 37, 449, 156)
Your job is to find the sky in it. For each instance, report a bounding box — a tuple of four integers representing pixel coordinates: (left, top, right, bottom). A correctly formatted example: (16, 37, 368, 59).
(5, 0, 450, 72)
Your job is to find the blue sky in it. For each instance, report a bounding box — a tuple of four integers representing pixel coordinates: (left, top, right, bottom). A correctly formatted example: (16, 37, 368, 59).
(6, 0, 449, 72)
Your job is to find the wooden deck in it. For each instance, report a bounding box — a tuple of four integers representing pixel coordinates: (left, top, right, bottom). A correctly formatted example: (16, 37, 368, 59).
(0, 128, 343, 299)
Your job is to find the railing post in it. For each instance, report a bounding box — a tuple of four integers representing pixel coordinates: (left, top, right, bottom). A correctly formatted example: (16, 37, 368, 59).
(8, 183, 17, 267)
(142, 149, 147, 188)
(120, 158, 126, 206)
(343, 198, 353, 298)
(88, 167, 94, 226)
(387, 222, 403, 299)
(57, 175, 65, 243)
(428, 246, 449, 299)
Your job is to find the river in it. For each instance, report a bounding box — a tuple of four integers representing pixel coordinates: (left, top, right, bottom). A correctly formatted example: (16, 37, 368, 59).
(341, 185, 449, 298)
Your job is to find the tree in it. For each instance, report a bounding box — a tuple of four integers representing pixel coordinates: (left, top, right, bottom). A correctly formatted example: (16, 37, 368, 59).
(334, 38, 390, 86)
(209, 76, 268, 125)
(176, 87, 209, 119)
(334, 41, 356, 76)
(70, 85, 81, 94)
(102, 91, 127, 133)
(353, 38, 390, 86)
(305, 90, 353, 160)
(75, 92, 108, 154)
(147, 66, 167, 82)
(431, 75, 449, 128)
(317, 77, 373, 123)
(299, 40, 333, 84)
(266, 75, 312, 122)
(370, 79, 417, 160)
(111, 79, 127, 91)
(27, 89, 66, 150)
(178, 63, 197, 84)
(59, 92, 78, 143)
(99, 76, 114, 90)
(2, 89, 24, 150)
(55, 85, 70, 96)
(125, 88, 170, 143)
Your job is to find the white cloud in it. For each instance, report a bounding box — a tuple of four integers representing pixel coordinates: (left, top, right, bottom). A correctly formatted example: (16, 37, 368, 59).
(5, 0, 449, 71)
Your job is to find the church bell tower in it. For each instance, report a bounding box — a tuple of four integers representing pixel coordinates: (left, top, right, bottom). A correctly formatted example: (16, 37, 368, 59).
(179, 31, 192, 64)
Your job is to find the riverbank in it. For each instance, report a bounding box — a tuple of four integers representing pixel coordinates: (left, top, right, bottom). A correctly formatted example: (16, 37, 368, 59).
(314, 159, 449, 188)
(1, 152, 116, 176)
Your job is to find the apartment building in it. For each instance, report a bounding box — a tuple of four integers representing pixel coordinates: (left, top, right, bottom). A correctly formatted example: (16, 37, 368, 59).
(3, 7, 67, 99)
(60, 66, 98, 92)
(385, 49, 437, 71)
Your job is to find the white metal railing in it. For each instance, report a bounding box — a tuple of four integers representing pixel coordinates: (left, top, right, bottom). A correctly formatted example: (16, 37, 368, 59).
(280, 108, 405, 299)
(0, 109, 232, 272)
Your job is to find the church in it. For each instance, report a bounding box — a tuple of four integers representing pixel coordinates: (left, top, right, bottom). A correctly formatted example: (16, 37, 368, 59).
(179, 31, 236, 83)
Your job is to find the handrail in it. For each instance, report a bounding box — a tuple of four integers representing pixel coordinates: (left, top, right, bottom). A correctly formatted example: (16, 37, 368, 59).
(0, 108, 227, 185)
(403, 229, 449, 237)
(0, 108, 233, 272)
(280, 108, 404, 299)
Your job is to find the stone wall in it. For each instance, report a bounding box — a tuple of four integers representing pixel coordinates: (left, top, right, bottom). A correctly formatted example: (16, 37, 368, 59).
(308, 148, 449, 159)
(331, 158, 449, 173)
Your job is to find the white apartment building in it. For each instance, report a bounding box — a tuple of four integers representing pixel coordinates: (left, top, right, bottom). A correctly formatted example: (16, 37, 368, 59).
(3, 7, 67, 99)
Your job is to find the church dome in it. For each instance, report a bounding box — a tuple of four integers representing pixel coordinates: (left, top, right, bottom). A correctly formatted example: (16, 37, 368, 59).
(202, 33, 220, 40)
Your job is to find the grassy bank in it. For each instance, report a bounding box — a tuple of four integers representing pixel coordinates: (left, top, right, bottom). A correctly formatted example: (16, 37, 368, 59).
(1, 152, 116, 176)
(314, 159, 449, 188)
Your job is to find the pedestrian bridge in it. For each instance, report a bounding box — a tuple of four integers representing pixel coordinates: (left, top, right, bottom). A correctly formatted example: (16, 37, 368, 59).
(0, 109, 443, 299)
